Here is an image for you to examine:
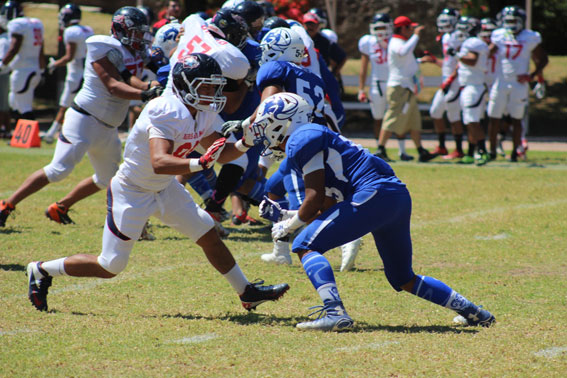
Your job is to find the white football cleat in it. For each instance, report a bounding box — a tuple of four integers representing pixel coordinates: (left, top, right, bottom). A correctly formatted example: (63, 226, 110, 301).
(340, 238, 362, 272)
(261, 240, 292, 265)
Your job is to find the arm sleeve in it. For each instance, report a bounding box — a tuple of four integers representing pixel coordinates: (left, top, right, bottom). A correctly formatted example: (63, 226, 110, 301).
(396, 34, 419, 56)
(329, 42, 346, 65)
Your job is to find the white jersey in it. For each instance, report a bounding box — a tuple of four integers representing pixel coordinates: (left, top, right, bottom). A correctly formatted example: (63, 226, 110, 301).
(291, 23, 321, 78)
(6, 17, 43, 70)
(485, 50, 499, 86)
(0, 31, 9, 74)
(118, 94, 221, 192)
(167, 14, 249, 93)
(74, 35, 144, 127)
(458, 37, 488, 86)
(63, 24, 94, 76)
(441, 31, 461, 79)
(358, 34, 389, 83)
(491, 28, 541, 81)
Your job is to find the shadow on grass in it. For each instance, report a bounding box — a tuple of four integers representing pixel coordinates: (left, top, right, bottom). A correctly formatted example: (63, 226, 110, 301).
(0, 228, 22, 235)
(351, 321, 479, 334)
(0, 263, 26, 271)
(159, 312, 298, 327)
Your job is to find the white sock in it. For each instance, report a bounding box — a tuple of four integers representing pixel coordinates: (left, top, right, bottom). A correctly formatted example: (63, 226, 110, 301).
(46, 121, 61, 137)
(398, 139, 406, 155)
(223, 264, 249, 295)
(41, 257, 67, 277)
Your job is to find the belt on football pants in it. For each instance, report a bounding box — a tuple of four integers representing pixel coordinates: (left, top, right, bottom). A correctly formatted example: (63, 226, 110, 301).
(71, 102, 114, 129)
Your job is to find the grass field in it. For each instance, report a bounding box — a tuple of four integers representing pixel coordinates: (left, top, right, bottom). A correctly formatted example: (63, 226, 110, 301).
(1, 143, 567, 377)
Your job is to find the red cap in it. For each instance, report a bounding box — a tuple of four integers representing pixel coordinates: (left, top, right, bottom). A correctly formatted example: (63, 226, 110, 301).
(394, 16, 418, 28)
(303, 13, 320, 24)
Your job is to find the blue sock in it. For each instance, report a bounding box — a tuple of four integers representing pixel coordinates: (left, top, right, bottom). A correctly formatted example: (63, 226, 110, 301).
(301, 252, 341, 304)
(188, 172, 212, 200)
(412, 275, 478, 314)
(247, 178, 266, 204)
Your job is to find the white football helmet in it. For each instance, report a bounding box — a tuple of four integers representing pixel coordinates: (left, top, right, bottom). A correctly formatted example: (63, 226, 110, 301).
(321, 28, 338, 43)
(252, 93, 314, 157)
(369, 13, 392, 40)
(259, 27, 305, 65)
(436, 8, 460, 33)
(153, 20, 183, 57)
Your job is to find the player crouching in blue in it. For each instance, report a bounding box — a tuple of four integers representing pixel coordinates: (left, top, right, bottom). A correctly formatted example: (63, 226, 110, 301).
(254, 92, 495, 331)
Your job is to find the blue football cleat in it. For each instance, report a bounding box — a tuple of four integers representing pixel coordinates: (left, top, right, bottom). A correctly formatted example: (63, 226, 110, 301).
(455, 305, 495, 327)
(296, 300, 354, 332)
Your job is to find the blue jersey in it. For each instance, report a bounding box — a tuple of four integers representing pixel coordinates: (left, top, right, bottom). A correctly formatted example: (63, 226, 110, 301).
(256, 61, 326, 122)
(286, 124, 405, 202)
(221, 40, 261, 122)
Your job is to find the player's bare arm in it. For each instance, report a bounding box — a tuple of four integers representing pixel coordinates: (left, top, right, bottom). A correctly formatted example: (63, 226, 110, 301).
(51, 41, 77, 67)
(1, 33, 22, 66)
(530, 44, 548, 79)
(358, 53, 369, 102)
(149, 137, 195, 175)
(92, 56, 151, 100)
(298, 169, 326, 223)
(458, 51, 479, 66)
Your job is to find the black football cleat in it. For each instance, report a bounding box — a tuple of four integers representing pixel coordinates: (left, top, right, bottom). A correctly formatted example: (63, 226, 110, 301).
(239, 280, 289, 311)
(27, 262, 52, 312)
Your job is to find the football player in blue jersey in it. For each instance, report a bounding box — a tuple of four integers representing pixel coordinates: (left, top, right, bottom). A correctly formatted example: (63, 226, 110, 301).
(254, 92, 496, 331)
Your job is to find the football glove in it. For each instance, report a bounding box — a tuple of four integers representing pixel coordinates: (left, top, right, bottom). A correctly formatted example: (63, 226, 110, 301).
(533, 82, 545, 99)
(259, 196, 298, 222)
(47, 57, 57, 75)
(199, 137, 226, 169)
(141, 85, 164, 102)
(271, 213, 304, 241)
(221, 120, 243, 137)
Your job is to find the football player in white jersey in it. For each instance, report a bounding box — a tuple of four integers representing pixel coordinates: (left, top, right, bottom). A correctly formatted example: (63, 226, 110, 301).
(0, 8, 10, 138)
(0, 7, 163, 228)
(487, 6, 548, 161)
(42, 4, 94, 144)
(427, 8, 466, 159)
(0, 1, 44, 123)
(168, 9, 251, 113)
(25, 53, 289, 314)
(455, 17, 490, 166)
(358, 13, 412, 161)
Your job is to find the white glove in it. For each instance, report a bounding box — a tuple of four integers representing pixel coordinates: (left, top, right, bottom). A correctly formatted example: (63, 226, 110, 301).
(47, 57, 57, 75)
(533, 82, 545, 100)
(240, 118, 255, 147)
(271, 213, 305, 241)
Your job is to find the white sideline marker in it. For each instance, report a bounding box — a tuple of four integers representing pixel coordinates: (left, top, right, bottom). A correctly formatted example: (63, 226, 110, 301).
(534, 346, 567, 358)
(335, 340, 399, 352)
(475, 233, 510, 240)
(170, 333, 218, 344)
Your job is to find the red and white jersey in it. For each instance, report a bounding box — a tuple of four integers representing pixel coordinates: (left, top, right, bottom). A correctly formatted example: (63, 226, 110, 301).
(118, 94, 222, 192)
(491, 28, 541, 81)
(291, 23, 321, 78)
(63, 24, 94, 75)
(7, 17, 43, 70)
(167, 14, 249, 92)
(458, 37, 489, 86)
(358, 34, 389, 82)
(74, 35, 144, 127)
(441, 31, 461, 79)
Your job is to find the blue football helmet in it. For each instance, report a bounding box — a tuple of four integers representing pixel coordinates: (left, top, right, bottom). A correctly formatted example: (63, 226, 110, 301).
(501, 6, 526, 33)
(0, 1, 23, 29)
(370, 13, 392, 40)
(436, 8, 460, 33)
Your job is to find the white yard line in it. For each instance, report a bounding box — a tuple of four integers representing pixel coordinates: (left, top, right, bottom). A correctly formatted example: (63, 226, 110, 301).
(169, 333, 218, 344)
(534, 346, 567, 358)
(335, 340, 399, 352)
(413, 199, 567, 230)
